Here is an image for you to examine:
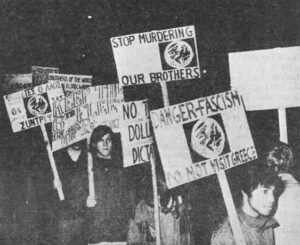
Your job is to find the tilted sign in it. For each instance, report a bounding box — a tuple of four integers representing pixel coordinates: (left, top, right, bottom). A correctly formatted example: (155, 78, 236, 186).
(111, 25, 200, 86)
(4, 81, 64, 132)
(32, 66, 59, 86)
(2, 74, 32, 93)
(120, 100, 154, 167)
(229, 46, 300, 110)
(52, 84, 123, 151)
(150, 91, 257, 189)
(48, 73, 92, 94)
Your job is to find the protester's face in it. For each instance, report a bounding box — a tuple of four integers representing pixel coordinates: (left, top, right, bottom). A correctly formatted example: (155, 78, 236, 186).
(248, 184, 276, 216)
(96, 133, 112, 159)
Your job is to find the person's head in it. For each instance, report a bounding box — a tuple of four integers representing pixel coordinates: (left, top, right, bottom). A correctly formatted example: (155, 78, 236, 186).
(266, 143, 294, 174)
(240, 166, 284, 217)
(90, 125, 113, 159)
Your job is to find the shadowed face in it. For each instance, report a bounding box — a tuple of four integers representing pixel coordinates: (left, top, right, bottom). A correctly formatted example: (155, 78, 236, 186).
(95, 133, 112, 159)
(247, 184, 276, 217)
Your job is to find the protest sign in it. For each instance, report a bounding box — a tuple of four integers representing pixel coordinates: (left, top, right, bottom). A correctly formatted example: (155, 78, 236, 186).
(32, 66, 59, 86)
(229, 46, 300, 111)
(48, 73, 92, 94)
(4, 81, 64, 133)
(111, 25, 200, 86)
(120, 100, 154, 167)
(52, 84, 124, 151)
(1, 74, 32, 93)
(150, 90, 257, 189)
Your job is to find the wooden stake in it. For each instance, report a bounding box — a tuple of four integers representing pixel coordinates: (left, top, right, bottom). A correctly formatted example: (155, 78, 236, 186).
(40, 124, 64, 200)
(217, 171, 246, 245)
(150, 152, 161, 245)
(278, 108, 288, 143)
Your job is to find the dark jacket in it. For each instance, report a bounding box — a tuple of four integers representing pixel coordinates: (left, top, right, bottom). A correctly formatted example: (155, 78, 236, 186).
(54, 150, 89, 220)
(87, 155, 136, 243)
(211, 209, 278, 245)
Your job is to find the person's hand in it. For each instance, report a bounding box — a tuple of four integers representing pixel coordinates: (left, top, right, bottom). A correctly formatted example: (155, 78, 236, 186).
(86, 196, 97, 207)
(53, 178, 62, 190)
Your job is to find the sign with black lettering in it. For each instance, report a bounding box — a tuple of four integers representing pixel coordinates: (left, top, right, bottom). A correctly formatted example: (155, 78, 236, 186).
(120, 100, 153, 167)
(2, 74, 32, 93)
(4, 81, 64, 132)
(229, 46, 300, 110)
(52, 84, 123, 151)
(111, 25, 200, 86)
(48, 73, 92, 94)
(32, 66, 59, 86)
(150, 91, 257, 188)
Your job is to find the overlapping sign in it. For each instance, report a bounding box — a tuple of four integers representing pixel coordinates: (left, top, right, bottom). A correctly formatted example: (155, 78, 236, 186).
(4, 81, 64, 132)
(52, 84, 123, 151)
(32, 66, 59, 86)
(111, 25, 200, 86)
(48, 73, 92, 94)
(120, 100, 154, 167)
(150, 90, 257, 188)
(2, 74, 32, 93)
(229, 46, 300, 110)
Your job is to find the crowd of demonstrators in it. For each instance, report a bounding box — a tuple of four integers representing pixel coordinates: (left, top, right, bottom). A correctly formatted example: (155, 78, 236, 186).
(266, 143, 300, 245)
(211, 164, 284, 245)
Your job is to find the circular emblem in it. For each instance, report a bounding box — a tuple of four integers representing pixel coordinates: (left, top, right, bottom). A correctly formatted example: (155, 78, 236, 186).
(27, 95, 48, 116)
(164, 40, 194, 69)
(191, 118, 225, 159)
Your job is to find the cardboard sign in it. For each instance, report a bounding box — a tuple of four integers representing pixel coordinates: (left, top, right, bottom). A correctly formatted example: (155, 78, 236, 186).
(48, 73, 92, 94)
(229, 46, 300, 110)
(52, 84, 124, 151)
(32, 66, 59, 86)
(4, 81, 64, 133)
(150, 90, 257, 188)
(111, 25, 200, 86)
(120, 100, 154, 167)
(1, 74, 32, 93)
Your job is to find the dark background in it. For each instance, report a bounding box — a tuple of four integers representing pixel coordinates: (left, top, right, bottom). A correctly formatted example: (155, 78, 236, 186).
(0, 0, 299, 244)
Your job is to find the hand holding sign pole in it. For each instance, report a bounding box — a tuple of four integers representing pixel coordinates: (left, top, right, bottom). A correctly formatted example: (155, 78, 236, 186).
(3, 81, 65, 200)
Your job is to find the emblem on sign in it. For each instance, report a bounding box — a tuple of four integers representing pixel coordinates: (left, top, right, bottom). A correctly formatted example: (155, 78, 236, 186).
(191, 118, 225, 159)
(27, 95, 49, 116)
(164, 40, 194, 69)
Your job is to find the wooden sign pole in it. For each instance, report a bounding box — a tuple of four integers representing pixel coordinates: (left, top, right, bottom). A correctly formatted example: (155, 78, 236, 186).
(217, 171, 246, 245)
(278, 108, 288, 143)
(40, 124, 64, 200)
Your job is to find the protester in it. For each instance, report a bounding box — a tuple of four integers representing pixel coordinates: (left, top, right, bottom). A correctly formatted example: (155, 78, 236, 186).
(266, 143, 300, 245)
(211, 165, 284, 245)
(87, 125, 136, 245)
(128, 172, 193, 245)
(53, 140, 89, 245)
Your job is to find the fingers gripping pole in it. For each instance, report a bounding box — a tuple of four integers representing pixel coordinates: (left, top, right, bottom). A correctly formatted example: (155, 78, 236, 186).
(40, 124, 65, 201)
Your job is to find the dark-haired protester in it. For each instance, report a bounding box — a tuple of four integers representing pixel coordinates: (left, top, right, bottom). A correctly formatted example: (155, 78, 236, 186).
(128, 173, 193, 245)
(211, 166, 284, 245)
(87, 125, 136, 245)
(53, 140, 89, 245)
(266, 144, 300, 245)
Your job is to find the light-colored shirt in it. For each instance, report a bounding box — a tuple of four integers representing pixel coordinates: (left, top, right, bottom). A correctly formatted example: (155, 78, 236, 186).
(274, 173, 300, 245)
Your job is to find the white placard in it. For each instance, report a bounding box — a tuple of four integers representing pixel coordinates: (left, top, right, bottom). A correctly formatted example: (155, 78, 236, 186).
(111, 25, 200, 86)
(229, 46, 300, 110)
(52, 84, 124, 151)
(4, 81, 64, 132)
(2, 74, 32, 93)
(150, 90, 257, 188)
(120, 100, 154, 167)
(48, 73, 92, 94)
